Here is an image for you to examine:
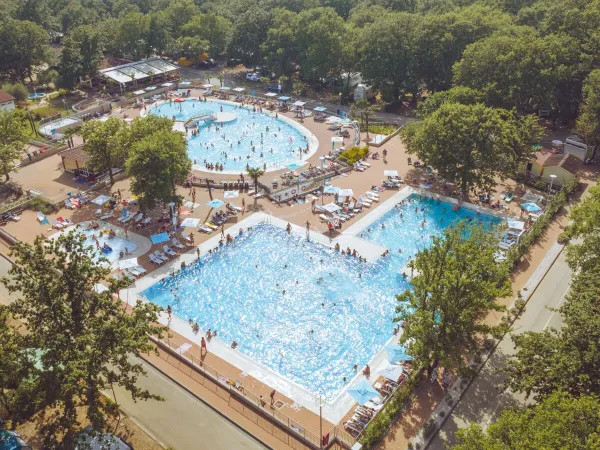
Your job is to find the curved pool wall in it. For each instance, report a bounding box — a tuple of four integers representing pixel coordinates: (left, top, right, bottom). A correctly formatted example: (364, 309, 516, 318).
(142, 99, 319, 174)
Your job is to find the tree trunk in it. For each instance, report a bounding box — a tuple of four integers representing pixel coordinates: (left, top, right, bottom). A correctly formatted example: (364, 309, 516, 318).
(108, 167, 114, 185)
(5, 170, 10, 182)
(365, 114, 370, 142)
(206, 178, 213, 200)
(254, 178, 258, 205)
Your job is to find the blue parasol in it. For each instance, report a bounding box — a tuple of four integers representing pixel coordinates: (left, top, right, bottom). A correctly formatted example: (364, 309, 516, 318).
(521, 203, 542, 212)
(347, 380, 379, 405)
(385, 345, 413, 363)
(323, 185, 339, 194)
(286, 161, 305, 171)
(150, 232, 170, 244)
(206, 199, 226, 209)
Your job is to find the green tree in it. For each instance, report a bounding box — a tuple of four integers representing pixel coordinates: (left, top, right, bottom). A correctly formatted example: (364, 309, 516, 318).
(260, 9, 298, 76)
(417, 86, 484, 118)
(80, 118, 124, 185)
(0, 18, 52, 82)
(576, 69, 600, 151)
(58, 25, 105, 89)
(227, 7, 272, 65)
(176, 36, 209, 67)
(400, 102, 540, 198)
(0, 110, 28, 182)
(565, 180, 600, 272)
(0, 83, 29, 102)
(395, 222, 511, 372)
(246, 167, 265, 206)
(181, 13, 233, 57)
(351, 99, 379, 142)
(2, 232, 165, 448)
(116, 12, 150, 60)
(126, 130, 191, 211)
(452, 392, 600, 450)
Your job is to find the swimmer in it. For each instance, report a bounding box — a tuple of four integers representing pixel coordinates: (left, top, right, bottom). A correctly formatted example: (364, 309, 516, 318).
(381, 223, 385, 229)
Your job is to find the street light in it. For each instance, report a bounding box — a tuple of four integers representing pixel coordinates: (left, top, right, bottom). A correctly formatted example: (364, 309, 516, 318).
(168, 201, 177, 228)
(315, 394, 325, 449)
(548, 174, 557, 204)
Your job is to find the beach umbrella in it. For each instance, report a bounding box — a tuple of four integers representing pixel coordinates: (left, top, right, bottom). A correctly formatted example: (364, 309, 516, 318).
(202, 83, 213, 88)
(92, 195, 110, 205)
(347, 380, 379, 405)
(323, 185, 339, 195)
(521, 203, 542, 212)
(377, 361, 404, 381)
(224, 191, 239, 199)
(507, 220, 525, 230)
(174, 98, 185, 103)
(119, 258, 138, 270)
(384, 170, 398, 177)
(338, 188, 354, 197)
(206, 199, 226, 209)
(385, 345, 413, 363)
(150, 232, 170, 244)
(322, 203, 342, 213)
(286, 161, 305, 171)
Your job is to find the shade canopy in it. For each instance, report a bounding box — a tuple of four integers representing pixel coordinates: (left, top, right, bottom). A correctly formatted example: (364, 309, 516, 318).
(180, 218, 200, 228)
(331, 136, 344, 143)
(233, 87, 245, 92)
(118, 258, 139, 270)
(377, 361, 404, 381)
(278, 96, 291, 101)
(133, 90, 145, 95)
(286, 161, 305, 171)
(384, 170, 399, 177)
(150, 232, 170, 244)
(522, 202, 542, 212)
(314, 106, 326, 112)
(292, 101, 305, 107)
(338, 188, 354, 197)
(92, 195, 111, 205)
(322, 203, 342, 213)
(162, 82, 174, 87)
(220, 86, 231, 91)
(347, 380, 379, 405)
(179, 81, 192, 85)
(323, 185, 339, 194)
(145, 86, 157, 91)
(265, 92, 278, 97)
(224, 190, 239, 198)
(507, 220, 525, 230)
(385, 345, 413, 363)
(206, 199, 226, 209)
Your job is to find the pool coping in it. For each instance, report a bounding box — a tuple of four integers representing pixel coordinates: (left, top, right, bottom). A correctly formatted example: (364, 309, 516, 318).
(120, 190, 517, 424)
(142, 98, 320, 175)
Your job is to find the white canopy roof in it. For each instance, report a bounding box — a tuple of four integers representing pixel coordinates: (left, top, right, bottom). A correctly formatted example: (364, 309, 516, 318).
(233, 87, 245, 92)
(331, 136, 344, 143)
(322, 203, 342, 213)
(98, 58, 178, 85)
(133, 90, 145, 95)
(265, 92, 278, 97)
(292, 101, 306, 107)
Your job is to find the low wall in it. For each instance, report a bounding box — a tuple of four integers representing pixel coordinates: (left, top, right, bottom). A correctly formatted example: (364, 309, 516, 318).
(367, 126, 404, 148)
(19, 143, 68, 168)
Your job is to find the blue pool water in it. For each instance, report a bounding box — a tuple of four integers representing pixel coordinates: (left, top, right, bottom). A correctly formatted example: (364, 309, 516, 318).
(29, 93, 45, 98)
(77, 228, 138, 264)
(149, 100, 308, 172)
(142, 195, 501, 399)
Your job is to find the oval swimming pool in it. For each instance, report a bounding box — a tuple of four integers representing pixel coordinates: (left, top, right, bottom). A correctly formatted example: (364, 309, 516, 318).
(147, 99, 317, 173)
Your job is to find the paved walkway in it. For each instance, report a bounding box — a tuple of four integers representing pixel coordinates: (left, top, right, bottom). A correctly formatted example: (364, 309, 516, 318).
(429, 248, 571, 449)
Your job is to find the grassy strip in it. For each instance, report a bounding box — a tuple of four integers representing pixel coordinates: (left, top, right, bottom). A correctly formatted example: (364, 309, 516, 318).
(358, 370, 422, 448)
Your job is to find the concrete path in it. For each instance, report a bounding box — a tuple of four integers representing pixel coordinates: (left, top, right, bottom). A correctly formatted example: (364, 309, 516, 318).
(108, 358, 268, 450)
(429, 248, 572, 449)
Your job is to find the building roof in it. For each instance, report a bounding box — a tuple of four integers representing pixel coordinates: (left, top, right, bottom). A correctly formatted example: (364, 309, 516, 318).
(0, 90, 15, 103)
(533, 149, 555, 166)
(542, 153, 582, 174)
(98, 58, 178, 84)
(60, 146, 88, 163)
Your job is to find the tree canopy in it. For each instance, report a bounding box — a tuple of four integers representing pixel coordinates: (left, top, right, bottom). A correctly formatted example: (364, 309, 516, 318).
(80, 118, 124, 185)
(1, 232, 165, 448)
(395, 222, 511, 371)
(0, 109, 28, 182)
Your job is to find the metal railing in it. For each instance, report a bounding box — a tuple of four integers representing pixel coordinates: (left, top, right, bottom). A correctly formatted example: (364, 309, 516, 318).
(152, 336, 345, 449)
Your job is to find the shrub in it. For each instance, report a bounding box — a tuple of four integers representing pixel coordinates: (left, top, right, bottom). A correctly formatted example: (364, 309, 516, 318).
(1, 82, 28, 102)
(27, 197, 57, 215)
(366, 124, 397, 135)
(423, 419, 437, 438)
(557, 231, 570, 244)
(338, 145, 369, 165)
(514, 298, 526, 312)
(31, 104, 62, 120)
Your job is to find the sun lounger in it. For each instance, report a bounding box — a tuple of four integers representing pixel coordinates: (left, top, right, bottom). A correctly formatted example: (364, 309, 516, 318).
(359, 161, 371, 167)
(133, 265, 147, 274)
(366, 192, 380, 202)
(247, 189, 256, 196)
(181, 232, 193, 243)
(229, 203, 243, 212)
(57, 217, 74, 226)
(171, 238, 185, 249)
(153, 250, 170, 262)
(64, 199, 75, 209)
(319, 214, 329, 223)
(52, 219, 65, 229)
(100, 211, 114, 220)
(149, 254, 164, 265)
(122, 269, 136, 280)
(128, 266, 143, 277)
(163, 245, 177, 257)
(198, 225, 213, 233)
(204, 222, 218, 230)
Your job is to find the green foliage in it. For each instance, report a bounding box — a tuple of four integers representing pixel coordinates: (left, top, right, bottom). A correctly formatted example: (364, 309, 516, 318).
(1, 83, 28, 102)
(452, 392, 600, 450)
(126, 129, 191, 211)
(576, 69, 600, 150)
(0, 109, 28, 181)
(401, 102, 542, 197)
(338, 145, 369, 164)
(57, 25, 104, 90)
(80, 118, 124, 185)
(396, 222, 511, 371)
(418, 87, 484, 118)
(246, 167, 265, 204)
(181, 13, 233, 57)
(26, 196, 58, 215)
(1, 232, 166, 448)
(565, 180, 600, 272)
(30, 104, 63, 120)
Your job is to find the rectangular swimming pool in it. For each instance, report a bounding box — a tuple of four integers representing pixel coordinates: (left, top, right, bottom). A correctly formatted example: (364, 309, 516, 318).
(141, 194, 501, 400)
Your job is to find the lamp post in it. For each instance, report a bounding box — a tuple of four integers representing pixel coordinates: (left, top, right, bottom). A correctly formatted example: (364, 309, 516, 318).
(62, 98, 68, 113)
(315, 394, 325, 449)
(168, 201, 177, 228)
(548, 174, 557, 204)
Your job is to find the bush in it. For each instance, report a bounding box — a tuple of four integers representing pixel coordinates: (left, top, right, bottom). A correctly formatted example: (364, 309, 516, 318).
(338, 146, 369, 165)
(423, 419, 437, 438)
(1, 82, 28, 102)
(27, 197, 57, 215)
(557, 231, 570, 244)
(31, 104, 62, 120)
(366, 124, 397, 135)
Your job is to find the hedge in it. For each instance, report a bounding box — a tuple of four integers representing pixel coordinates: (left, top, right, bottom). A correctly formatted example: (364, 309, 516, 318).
(358, 369, 422, 448)
(338, 145, 370, 165)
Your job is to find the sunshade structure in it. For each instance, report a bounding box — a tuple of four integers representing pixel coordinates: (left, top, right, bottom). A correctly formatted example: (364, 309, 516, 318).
(233, 87, 245, 92)
(278, 96, 291, 101)
(145, 86, 157, 91)
(92, 195, 111, 205)
(265, 92, 278, 97)
(347, 380, 379, 405)
(133, 90, 145, 95)
(338, 188, 354, 197)
(162, 82, 174, 87)
(292, 101, 306, 107)
(150, 232, 170, 244)
(331, 136, 344, 144)
(323, 185, 339, 194)
(220, 86, 231, 91)
(206, 199, 226, 209)
(286, 161, 305, 171)
(202, 83, 213, 88)
(521, 202, 542, 212)
(180, 218, 200, 228)
(314, 106, 327, 112)
(507, 220, 525, 230)
(118, 258, 138, 270)
(384, 170, 399, 177)
(98, 58, 178, 89)
(377, 361, 404, 381)
(224, 190, 239, 198)
(385, 345, 413, 363)
(322, 203, 342, 213)
(179, 81, 192, 85)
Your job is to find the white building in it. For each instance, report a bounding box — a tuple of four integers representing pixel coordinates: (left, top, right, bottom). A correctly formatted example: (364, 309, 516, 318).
(0, 90, 15, 111)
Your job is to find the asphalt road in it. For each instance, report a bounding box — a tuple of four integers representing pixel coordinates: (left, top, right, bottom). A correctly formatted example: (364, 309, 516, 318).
(429, 248, 572, 449)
